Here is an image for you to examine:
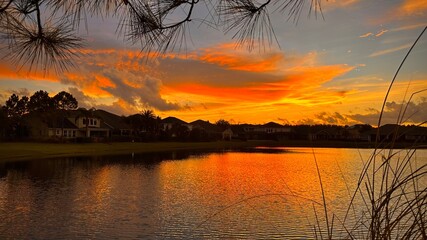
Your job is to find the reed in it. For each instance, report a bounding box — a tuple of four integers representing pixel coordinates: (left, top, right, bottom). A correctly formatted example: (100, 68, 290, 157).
(314, 26, 427, 240)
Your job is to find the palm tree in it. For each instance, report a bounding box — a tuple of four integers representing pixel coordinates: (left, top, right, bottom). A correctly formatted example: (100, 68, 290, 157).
(141, 109, 155, 133)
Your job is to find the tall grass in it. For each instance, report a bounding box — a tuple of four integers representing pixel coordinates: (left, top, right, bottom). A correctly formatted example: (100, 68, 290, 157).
(314, 26, 427, 240)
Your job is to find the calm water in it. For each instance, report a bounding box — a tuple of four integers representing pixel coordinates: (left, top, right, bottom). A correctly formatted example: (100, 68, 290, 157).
(0, 147, 426, 239)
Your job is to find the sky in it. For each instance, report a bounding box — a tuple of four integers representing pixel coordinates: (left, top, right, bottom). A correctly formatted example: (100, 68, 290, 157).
(1, 0, 427, 126)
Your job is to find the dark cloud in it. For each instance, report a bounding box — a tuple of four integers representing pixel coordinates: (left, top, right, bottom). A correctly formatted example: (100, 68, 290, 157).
(94, 102, 132, 116)
(102, 69, 180, 111)
(298, 99, 427, 126)
(60, 58, 180, 113)
(293, 118, 319, 125)
(0, 93, 6, 105)
(294, 112, 356, 125)
(315, 112, 354, 125)
(0, 88, 31, 105)
(277, 118, 290, 125)
(67, 87, 96, 109)
(350, 99, 427, 125)
(157, 57, 282, 87)
(7, 88, 31, 97)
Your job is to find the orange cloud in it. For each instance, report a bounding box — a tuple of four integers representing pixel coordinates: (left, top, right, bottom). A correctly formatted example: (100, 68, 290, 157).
(0, 43, 356, 122)
(399, 0, 427, 16)
(287, 65, 354, 85)
(323, 0, 360, 11)
(0, 63, 58, 82)
(171, 63, 354, 105)
(369, 43, 411, 57)
(375, 29, 388, 37)
(375, 0, 427, 24)
(390, 23, 427, 32)
(359, 32, 373, 38)
(173, 83, 291, 102)
(360, 29, 389, 39)
(198, 44, 283, 73)
(63, 73, 112, 97)
(328, 0, 359, 7)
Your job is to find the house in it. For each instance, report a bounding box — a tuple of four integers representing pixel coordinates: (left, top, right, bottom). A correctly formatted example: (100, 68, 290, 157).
(190, 120, 221, 132)
(25, 109, 151, 141)
(240, 122, 292, 140)
(190, 120, 222, 140)
(308, 126, 345, 141)
(23, 109, 109, 140)
(404, 126, 427, 142)
(161, 117, 192, 131)
(242, 122, 291, 134)
(94, 109, 132, 137)
(47, 118, 79, 138)
(222, 128, 233, 140)
(372, 124, 427, 143)
(345, 124, 373, 141)
(258, 122, 292, 134)
(67, 110, 110, 138)
(230, 125, 246, 140)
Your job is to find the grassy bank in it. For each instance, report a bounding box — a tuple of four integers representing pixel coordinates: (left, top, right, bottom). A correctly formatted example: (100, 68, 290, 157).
(1, 140, 425, 162)
(0, 141, 282, 162)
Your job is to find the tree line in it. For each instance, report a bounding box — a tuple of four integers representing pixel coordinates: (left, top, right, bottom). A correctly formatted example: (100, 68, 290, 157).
(0, 89, 231, 141)
(0, 90, 78, 138)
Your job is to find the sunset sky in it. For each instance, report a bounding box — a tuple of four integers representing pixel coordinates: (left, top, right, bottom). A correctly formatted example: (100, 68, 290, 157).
(1, 0, 426, 125)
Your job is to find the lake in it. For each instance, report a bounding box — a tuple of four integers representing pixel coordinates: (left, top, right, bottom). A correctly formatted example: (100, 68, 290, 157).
(1, 147, 426, 239)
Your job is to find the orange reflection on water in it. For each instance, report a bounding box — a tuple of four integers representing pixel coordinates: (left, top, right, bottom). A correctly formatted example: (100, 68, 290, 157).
(2, 148, 408, 238)
(156, 148, 367, 233)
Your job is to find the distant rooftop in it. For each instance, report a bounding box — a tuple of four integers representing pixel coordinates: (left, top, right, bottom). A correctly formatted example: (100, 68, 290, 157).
(161, 116, 188, 125)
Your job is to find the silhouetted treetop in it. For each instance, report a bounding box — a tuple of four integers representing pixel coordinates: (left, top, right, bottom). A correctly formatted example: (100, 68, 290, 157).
(2, 90, 78, 115)
(28, 90, 54, 112)
(215, 119, 230, 130)
(53, 91, 78, 110)
(3, 93, 28, 118)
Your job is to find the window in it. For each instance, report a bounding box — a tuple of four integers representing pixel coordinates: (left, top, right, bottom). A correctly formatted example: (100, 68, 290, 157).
(72, 131, 76, 137)
(63, 130, 68, 137)
(94, 120, 97, 125)
(56, 129, 60, 135)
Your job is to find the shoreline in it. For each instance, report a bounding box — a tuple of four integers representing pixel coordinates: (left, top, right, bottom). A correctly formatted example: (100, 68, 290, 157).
(1, 140, 425, 162)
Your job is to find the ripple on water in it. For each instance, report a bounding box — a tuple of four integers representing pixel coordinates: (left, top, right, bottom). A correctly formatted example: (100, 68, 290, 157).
(0, 148, 425, 239)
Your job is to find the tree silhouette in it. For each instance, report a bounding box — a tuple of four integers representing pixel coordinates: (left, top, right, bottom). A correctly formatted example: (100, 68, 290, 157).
(2, 93, 29, 137)
(3, 93, 28, 118)
(53, 91, 78, 110)
(216, 119, 230, 130)
(141, 109, 156, 132)
(0, 0, 322, 73)
(126, 109, 161, 140)
(53, 91, 78, 141)
(126, 113, 143, 137)
(0, 106, 8, 137)
(28, 90, 54, 112)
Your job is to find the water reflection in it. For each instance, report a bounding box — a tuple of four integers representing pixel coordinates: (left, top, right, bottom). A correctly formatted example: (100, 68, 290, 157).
(0, 148, 425, 239)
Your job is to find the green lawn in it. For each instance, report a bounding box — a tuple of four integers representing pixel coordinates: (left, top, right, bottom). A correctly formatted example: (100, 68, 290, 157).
(0, 141, 277, 162)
